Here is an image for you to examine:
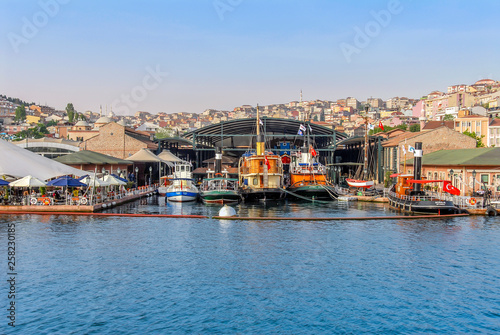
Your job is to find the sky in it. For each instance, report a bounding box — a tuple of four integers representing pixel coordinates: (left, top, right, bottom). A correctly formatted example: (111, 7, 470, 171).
(1, 0, 500, 115)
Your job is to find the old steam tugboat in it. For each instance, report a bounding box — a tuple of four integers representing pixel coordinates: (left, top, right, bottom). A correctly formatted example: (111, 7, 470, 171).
(387, 142, 461, 215)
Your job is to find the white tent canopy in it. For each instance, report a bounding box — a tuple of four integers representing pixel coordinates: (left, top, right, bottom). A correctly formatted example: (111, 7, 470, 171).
(0, 139, 88, 180)
(103, 174, 127, 186)
(127, 148, 169, 164)
(80, 176, 111, 187)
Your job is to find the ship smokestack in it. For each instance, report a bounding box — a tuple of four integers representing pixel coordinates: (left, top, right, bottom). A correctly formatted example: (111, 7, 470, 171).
(413, 142, 423, 193)
(215, 147, 222, 175)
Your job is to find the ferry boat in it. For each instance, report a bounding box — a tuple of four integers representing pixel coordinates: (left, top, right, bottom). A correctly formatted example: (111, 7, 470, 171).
(238, 107, 285, 202)
(199, 149, 240, 205)
(287, 140, 337, 201)
(165, 161, 199, 202)
(387, 142, 461, 215)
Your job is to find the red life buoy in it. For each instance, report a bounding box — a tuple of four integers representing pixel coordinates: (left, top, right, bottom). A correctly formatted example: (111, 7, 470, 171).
(469, 198, 477, 205)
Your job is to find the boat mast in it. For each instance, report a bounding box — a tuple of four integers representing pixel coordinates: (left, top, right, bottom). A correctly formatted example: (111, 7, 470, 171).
(363, 104, 369, 180)
(256, 104, 265, 155)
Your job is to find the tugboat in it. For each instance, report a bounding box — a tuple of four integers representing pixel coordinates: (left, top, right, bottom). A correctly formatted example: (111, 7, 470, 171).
(165, 161, 199, 202)
(287, 127, 337, 201)
(199, 148, 240, 205)
(387, 142, 461, 215)
(238, 106, 285, 202)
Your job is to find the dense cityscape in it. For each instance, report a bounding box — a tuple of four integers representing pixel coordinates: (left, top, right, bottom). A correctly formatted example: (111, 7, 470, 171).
(2, 78, 500, 147)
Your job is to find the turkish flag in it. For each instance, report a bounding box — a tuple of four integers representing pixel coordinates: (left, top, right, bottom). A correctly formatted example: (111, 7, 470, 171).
(443, 181, 460, 195)
(264, 156, 270, 170)
(379, 121, 385, 131)
(310, 145, 317, 157)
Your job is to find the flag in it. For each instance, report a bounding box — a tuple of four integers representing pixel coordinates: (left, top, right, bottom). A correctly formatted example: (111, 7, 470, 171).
(259, 119, 263, 125)
(408, 145, 415, 153)
(264, 156, 270, 170)
(443, 181, 460, 195)
(368, 124, 375, 130)
(300, 124, 306, 132)
(402, 145, 406, 155)
(308, 124, 312, 133)
(379, 121, 385, 131)
(310, 145, 317, 157)
(297, 129, 303, 136)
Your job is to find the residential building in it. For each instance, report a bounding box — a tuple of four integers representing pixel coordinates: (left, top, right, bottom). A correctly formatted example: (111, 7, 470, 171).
(454, 114, 490, 146)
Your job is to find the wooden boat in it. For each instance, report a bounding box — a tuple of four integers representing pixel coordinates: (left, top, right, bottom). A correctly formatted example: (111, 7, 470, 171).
(287, 137, 337, 201)
(387, 142, 461, 215)
(165, 161, 199, 202)
(238, 106, 285, 202)
(200, 149, 240, 205)
(346, 179, 374, 189)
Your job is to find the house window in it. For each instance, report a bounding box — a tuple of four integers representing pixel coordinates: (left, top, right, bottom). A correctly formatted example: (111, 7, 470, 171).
(481, 174, 489, 184)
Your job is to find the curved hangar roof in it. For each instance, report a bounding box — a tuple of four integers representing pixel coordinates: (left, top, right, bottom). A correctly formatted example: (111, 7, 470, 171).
(183, 118, 348, 148)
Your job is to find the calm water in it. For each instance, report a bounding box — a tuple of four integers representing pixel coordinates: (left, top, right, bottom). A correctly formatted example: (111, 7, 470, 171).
(1, 197, 500, 334)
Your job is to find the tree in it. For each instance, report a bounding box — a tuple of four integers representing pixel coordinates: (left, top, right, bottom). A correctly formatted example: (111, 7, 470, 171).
(443, 114, 454, 121)
(463, 130, 485, 147)
(409, 124, 420, 132)
(14, 105, 26, 122)
(313, 115, 318, 121)
(66, 103, 75, 123)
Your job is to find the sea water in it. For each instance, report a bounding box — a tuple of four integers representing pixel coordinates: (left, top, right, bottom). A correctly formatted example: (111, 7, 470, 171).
(1, 197, 500, 334)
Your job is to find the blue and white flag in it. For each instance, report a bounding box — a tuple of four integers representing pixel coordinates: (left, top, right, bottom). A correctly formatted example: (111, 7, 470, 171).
(368, 124, 375, 130)
(297, 129, 303, 136)
(259, 119, 263, 125)
(408, 145, 415, 153)
(308, 124, 312, 133)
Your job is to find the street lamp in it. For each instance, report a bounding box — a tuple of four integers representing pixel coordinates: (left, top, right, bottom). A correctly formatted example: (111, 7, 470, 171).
(149, 166, 152, 186)
(449, 169, 454, 186)
(135, 167, 139, 187)
(472, 169, 477, 195)
(101, 167, 106, 176)
(117, 167, 121, 177)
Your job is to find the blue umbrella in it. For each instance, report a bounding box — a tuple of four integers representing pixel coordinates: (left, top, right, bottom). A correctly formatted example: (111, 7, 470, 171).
(0, 179, 9, 186)
(47, 176, 87, 187)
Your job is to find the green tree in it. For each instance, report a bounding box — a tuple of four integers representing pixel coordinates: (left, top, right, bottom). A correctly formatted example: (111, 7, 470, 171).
(46, 120, 58, 127)
(66, 103, 75, 123)
(155, 127, 175, 139)
(14, 105, 26, 122)
(409, 124, 420, 132)
(463, 130, 485, 147)
(313, 115, 318, 121)
(396, 124, 408, 131)
(443, 114, 454, 121)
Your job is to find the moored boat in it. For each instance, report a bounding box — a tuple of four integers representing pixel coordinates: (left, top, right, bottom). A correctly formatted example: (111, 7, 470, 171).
(238, 106, 285, 202)
(287, 139, 337, 201)
(200, 148, 240, 205)
(165, 161, 199, 202)
(387, 142, 461, 215)
(346, 179, 374, 189)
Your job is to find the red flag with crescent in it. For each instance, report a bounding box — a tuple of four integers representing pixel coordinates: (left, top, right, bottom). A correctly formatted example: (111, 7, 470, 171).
(379, 121, 385, 131)
(264, 156, 270, 170)
(310, 145, 317, 157)
(443, 180, 460, 195)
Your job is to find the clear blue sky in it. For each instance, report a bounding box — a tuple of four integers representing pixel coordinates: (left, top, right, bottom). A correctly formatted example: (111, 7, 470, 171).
(1, 0, 499, 115)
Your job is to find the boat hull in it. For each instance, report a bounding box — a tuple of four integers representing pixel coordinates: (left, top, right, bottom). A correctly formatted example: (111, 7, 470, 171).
(200, 190, 240, 204)
(287, 185, 337, 201)
(346, 179, 374, 188)
(165, 191, 198, 202)
(388, 194, 461, 215)
(240, 188, 285, 202)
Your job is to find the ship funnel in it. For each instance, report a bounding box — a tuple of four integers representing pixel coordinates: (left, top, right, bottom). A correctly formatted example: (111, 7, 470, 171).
(413, 142, 423, 193)
(215, 147, 222, 175)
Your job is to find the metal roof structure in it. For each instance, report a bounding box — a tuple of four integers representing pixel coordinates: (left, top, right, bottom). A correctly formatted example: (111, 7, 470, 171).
(183, 118, 348, 149)
(54, 150, 133, 165)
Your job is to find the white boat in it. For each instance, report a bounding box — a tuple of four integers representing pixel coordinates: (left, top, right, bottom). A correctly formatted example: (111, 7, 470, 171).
(346, 178, 374, 188)
(165, 161, 199, 202)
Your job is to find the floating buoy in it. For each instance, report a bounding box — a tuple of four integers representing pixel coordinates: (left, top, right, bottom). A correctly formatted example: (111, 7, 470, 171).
(102, 204, 107, 208)
(219, 205, 236, 217)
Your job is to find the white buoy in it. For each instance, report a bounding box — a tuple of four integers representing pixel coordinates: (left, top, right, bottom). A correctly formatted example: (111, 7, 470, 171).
(219, 205, 236, 217)
(102, 203, 107, 208)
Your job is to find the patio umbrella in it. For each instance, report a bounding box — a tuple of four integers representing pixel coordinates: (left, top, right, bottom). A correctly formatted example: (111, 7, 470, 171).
(9, 175, 47, 187)
(0, 179, 9, 186)
(103, 174, 127, 186)
(47, 175, 87, 187)
(111, 173, 128, 183)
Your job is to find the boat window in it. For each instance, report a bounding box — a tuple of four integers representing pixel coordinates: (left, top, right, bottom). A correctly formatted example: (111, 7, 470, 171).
(253, 178, 258, 185)
(181, 165, 185, 172)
